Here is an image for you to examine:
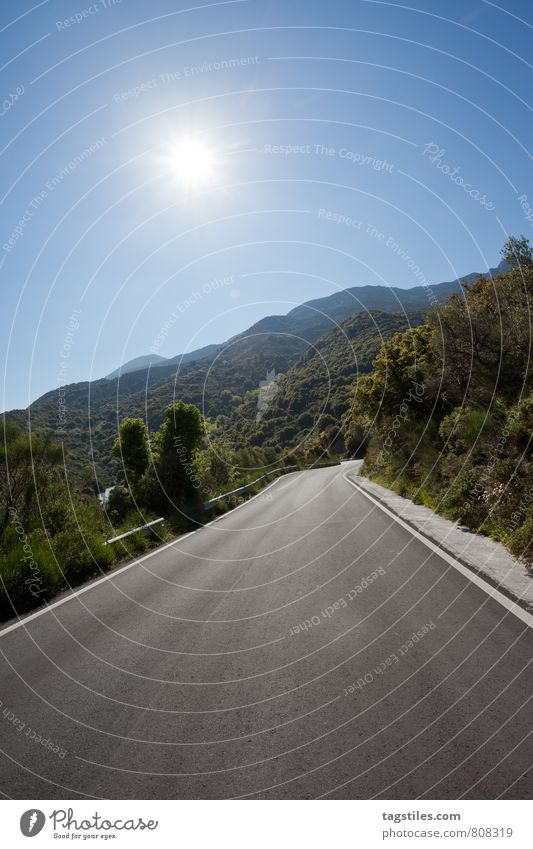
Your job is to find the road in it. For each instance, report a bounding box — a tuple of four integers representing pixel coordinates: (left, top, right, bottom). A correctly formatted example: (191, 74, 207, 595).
(0, 461, 532, 799)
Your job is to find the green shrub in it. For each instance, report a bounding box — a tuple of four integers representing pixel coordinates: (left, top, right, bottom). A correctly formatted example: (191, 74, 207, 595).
(125, 531, 148, 554)
(106, 486, 135, 524)
(508, 513, 533, 569)
(53, 529, 113, 585)
(0, 527, 62, 619)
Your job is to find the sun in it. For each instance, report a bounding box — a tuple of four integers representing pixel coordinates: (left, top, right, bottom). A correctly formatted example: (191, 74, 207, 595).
(168, 138, 216, 187)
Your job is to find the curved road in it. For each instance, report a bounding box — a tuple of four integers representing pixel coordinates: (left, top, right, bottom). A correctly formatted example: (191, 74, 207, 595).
(0, 462, 532, 799)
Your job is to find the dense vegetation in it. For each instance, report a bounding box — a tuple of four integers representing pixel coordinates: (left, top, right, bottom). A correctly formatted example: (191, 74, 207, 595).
(0, 420, 122, 620)
(347, 237, 533, 566)
(0, 402, 308, 621)
(220, 310, 426, 455)
(0, 405, 294, 620)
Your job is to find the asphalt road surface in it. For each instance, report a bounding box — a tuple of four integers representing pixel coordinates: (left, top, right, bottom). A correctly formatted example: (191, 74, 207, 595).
(1, 462, 532, 799)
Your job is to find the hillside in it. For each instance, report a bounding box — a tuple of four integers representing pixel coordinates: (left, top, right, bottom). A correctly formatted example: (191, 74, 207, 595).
(7, 331, 312, 487)
(106, 353, 167, 380)
(106, 343, 223, 380)
(100, 261, 507, 381)
(221, 310, 426, 453)
(5, 265, 506, 487)
(346, 241, 533, 567)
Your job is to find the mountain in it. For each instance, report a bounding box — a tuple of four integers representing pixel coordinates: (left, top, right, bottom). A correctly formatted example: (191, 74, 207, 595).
(163, 343, 221, 368)
(106, 344, 222, 380)
(106, 353, 167, 380)
(286, 260, 508, 327)
(4, 262, 508, 486)
(101, 260, 508, 381)
(222, 310, 426, 451)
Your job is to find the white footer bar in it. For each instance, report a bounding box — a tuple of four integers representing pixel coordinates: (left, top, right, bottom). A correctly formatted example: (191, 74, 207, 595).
(3, 799, 529, 847)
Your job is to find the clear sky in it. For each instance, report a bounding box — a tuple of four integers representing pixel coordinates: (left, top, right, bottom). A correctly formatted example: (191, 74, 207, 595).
(1, 0, 532, 411)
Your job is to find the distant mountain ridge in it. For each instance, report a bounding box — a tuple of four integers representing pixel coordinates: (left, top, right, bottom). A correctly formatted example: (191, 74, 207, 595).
(4, 259, 509, 485)
(105, 260, 508, 380)
(106, 344, 220, 379)
(106, 354, 166, 379)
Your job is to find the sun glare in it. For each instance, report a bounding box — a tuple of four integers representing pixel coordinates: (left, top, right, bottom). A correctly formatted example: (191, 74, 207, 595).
(168, 138, 216, 187)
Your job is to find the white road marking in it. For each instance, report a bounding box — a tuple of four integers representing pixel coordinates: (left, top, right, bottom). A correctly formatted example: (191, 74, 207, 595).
(343, 471, 533, 629)
(0, 472, 293, 638)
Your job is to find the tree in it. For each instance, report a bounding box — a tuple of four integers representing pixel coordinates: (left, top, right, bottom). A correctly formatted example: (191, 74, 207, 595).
(156, 402, 204, 508)
(196, 439, 236, 495)
(106, 485, 134, 524)
(354, 324, 433, 422)
(428, 268, 532, 406)
(0, 419, 63, 530)
(344, 418, 369, 458)
(500, 235, 533, 271)
(112, 418, 149, 485)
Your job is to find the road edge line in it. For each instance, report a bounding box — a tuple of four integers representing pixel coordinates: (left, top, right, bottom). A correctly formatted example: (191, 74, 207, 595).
(343, 471, 533, 629)
(0, 471, 297, 638)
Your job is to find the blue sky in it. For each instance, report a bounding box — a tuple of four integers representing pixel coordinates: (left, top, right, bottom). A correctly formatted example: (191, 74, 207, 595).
(1, 0, 532, 410)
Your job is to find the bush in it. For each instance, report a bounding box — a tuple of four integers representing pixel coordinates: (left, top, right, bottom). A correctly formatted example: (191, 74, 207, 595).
(508, 512, 533, 569)
(344, 419, 368, 457)
(125, 530, 149, 554)
(106, 486, 135, 524)
(53, 528, 114, 585)
(0, 527, 62, 619)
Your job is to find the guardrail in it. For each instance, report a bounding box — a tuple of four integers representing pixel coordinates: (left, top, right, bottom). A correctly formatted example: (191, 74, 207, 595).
(105, 517, 165, 545)
(105, 461, 341, 543)
(202, 465, 298, 509)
